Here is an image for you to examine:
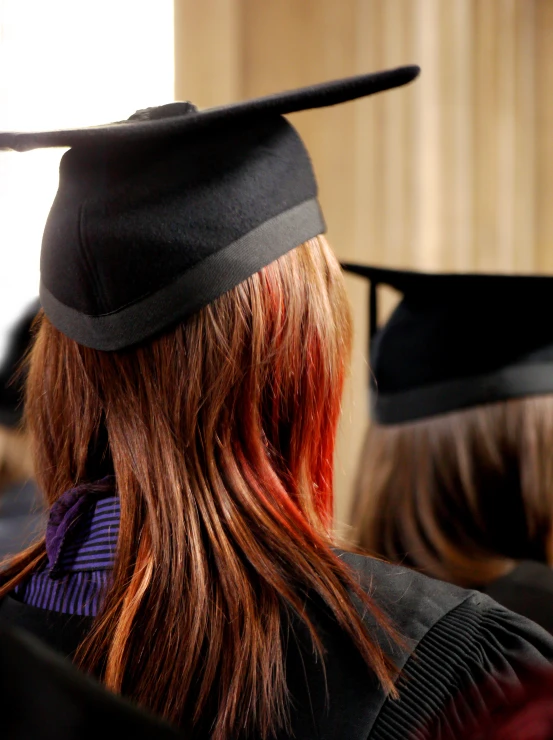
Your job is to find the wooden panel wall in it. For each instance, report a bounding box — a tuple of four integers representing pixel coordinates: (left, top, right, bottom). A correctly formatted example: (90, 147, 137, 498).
(174, 0, 553, 537)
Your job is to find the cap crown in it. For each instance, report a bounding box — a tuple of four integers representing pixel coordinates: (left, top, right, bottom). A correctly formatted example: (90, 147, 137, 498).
(342, 264, 553, 423)
(40, 117, 324, 349)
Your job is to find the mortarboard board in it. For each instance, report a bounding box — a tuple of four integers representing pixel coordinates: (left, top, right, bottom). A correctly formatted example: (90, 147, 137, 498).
(342, 264, 553, 425)
(0, 299, 40, 428)
(0, 66, 419, 352)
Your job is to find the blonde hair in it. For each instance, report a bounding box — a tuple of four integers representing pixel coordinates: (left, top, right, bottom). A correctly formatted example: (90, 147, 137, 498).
(352, 397, 553, 588)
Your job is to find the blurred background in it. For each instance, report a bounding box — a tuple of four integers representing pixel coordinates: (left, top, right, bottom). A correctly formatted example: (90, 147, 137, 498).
(1, 0, 552, 535)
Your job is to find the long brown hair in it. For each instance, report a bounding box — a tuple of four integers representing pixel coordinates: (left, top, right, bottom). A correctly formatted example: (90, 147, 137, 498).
(1, 236, 397, 739)
(353, 397, 553, 588)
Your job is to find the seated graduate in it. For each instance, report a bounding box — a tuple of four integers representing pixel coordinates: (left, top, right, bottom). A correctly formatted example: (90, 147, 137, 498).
(0, 300, 45, 559)
(345, 263, 553, 635)
(1, 67, 553, 740)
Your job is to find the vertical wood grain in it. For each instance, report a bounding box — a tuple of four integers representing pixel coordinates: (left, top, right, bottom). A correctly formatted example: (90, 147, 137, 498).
(439, 0, 474, 271)
(496, 0, 517, 270)
(472, 0, 500, 271)
(535, 0, 553, 272)
(173, 0, 552, 538)
(513, 0, 536, 272)
(412, 0, 442, 270)
(174, 0, 242, 106)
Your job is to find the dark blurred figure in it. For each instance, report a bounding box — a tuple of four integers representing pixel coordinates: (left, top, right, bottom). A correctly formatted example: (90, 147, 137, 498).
(430, 668, 553, 740)
(0, 300, 45, 559)
(472, 680, 553, 740)
(344, 264, 553, 634)
(0, 626, 179, 739)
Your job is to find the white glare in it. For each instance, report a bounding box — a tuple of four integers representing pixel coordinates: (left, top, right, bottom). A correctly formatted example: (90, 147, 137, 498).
(0, 0, 174, 359)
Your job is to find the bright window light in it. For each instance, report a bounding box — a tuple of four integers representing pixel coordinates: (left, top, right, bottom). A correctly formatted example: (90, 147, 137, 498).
(0, 0, 174, 357)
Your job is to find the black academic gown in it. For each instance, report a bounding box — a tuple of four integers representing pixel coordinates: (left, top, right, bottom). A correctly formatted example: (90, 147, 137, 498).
(479, 560, 553, 636)
(2, 552, 553, 740)
(0, 626, 179, 739)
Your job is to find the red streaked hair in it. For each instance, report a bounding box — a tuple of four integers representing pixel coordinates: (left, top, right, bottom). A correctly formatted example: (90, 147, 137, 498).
(0, 236, 398, 739)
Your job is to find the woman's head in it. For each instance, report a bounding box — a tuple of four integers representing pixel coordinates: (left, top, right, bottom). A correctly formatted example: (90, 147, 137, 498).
(1, 71, 424, 738)
(2, 236, 397, 739)
(353, 397, 553, 587)
(28, 236, 350, 528)
(341, 263, 553, 587)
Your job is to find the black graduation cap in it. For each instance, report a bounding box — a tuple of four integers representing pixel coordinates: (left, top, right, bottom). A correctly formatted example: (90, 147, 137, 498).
(342, 264, 553, 425)
(0, 299, 40, 428)
(0, 65, 419, 352)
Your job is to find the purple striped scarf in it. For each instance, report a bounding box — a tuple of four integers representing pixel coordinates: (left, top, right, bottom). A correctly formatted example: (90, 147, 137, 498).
(15, 478, 119, 617)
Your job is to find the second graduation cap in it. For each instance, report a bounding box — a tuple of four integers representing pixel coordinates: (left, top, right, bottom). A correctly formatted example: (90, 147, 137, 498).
(0, 65, 420, 352)
(342, 264, 553, 425)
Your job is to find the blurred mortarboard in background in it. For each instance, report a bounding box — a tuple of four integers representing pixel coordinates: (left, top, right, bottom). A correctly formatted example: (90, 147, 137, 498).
(342, 264, 553, 425)
(0, 299, 40, 428)
(0, 66, 420, 352)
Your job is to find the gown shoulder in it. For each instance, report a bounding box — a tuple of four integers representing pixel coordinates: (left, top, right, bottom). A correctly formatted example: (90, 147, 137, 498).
(339, 553, 553, 739)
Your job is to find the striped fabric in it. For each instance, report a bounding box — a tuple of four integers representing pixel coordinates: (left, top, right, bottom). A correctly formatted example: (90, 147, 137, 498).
(17, 570, 112, 618)
(57, 496, 120, 572)
(15, 491, 119, 617)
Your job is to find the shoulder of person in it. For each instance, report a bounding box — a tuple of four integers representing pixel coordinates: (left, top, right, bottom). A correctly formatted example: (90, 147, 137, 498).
(339, 552, 553, 739)
(338, 550, 471, 644)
